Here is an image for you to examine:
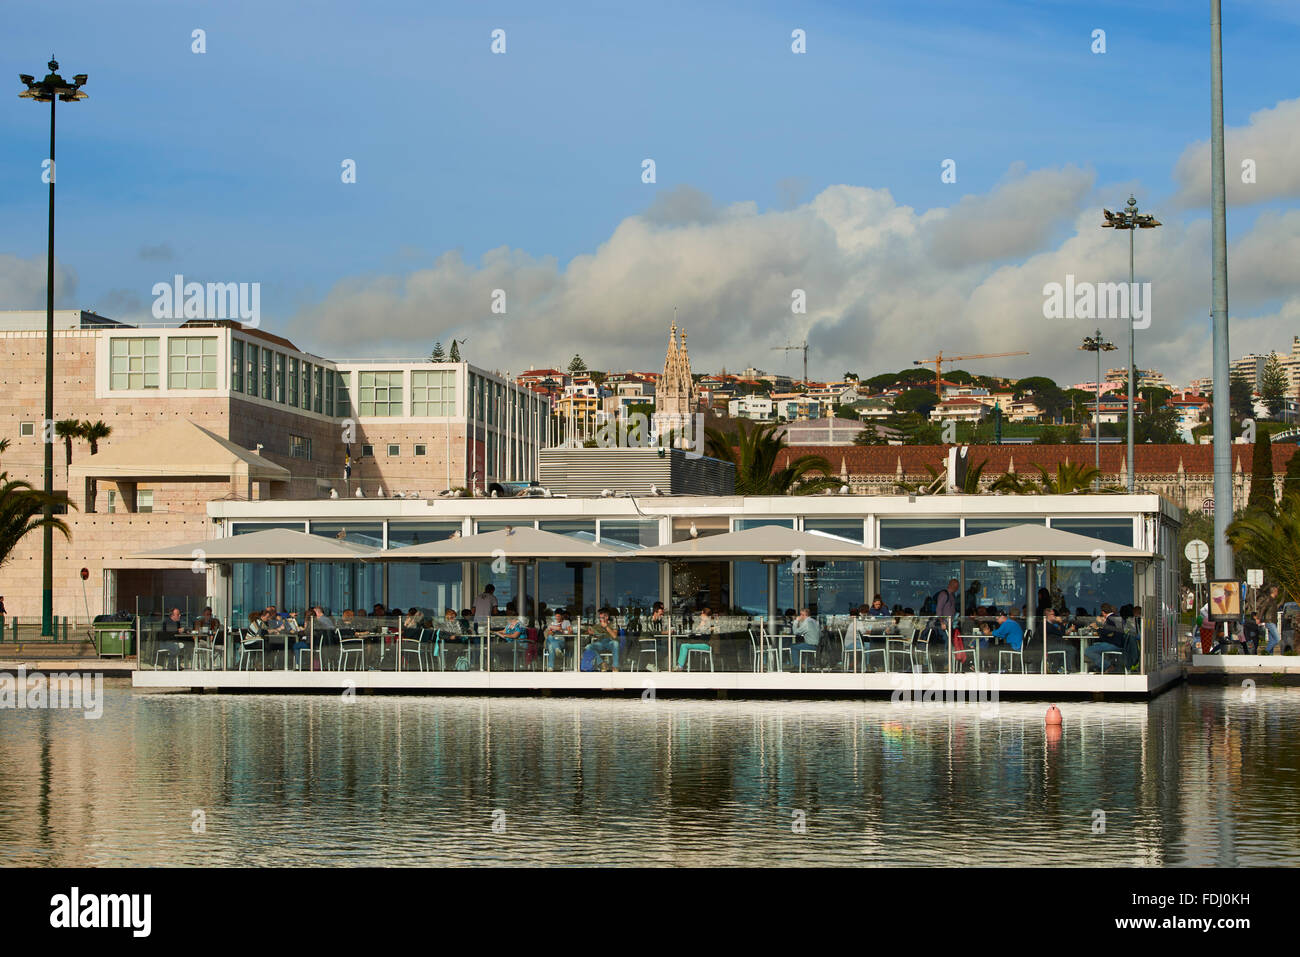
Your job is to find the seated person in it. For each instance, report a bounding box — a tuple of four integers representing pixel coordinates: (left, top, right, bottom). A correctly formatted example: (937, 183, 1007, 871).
(282, 610, 301, 635)
(674, 606, 716, 670)
(313, 606, 336, 632)
(647, 601, 667, 634)
(867, 595, 890, 617)
(543, 611, 571, 670)
(990, 611, 1023, 652)
(494, 611, 527, 643)
(157, 607, 187, 664)
(1083, 603, 1125, 672)
(194, 606, 222, 634)
(243, 611, 266, 639)
(786, 607, 820, 671)
(587, 610, 620, 670)
(1042, 607, 1078, 672)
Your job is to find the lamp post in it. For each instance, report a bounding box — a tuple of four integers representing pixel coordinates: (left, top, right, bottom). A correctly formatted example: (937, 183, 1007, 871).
(19, 59, 88, 638)
(1080, 330, 1117, 489)
(1101, 196, 1161, 493)
(1210, 0, 1234, 578)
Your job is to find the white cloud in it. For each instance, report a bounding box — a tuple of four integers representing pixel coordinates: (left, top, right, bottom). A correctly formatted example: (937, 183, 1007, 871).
(0, 253, 77, 309)
(1171, 97, 1300, 207)
(288, 153, 1300, 388)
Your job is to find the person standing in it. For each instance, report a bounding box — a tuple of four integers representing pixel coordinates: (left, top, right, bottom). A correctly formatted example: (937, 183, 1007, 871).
(1258, 584, 1282, 654)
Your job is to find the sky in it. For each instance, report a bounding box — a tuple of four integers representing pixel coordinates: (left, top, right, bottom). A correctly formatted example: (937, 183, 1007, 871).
(2, 0, 1299, 387)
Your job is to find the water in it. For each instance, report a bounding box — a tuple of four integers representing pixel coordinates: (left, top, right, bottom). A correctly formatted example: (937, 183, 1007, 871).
(1, 683, 1297, 866)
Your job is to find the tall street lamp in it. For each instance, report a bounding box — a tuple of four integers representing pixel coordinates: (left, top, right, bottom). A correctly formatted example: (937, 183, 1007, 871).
(1102, 196, 1160, 493)
(19, 59, 88, 637)
(1080, 330, 1117, 489)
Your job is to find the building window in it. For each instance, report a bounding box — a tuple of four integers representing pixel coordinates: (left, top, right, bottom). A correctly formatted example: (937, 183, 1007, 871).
(231, 339, 244, 393)
(313, 366, 324, 414)
(105, 489, 117, 513)
(325, 368, 335, 415)
(412, 369, 455, 416)
(359, 371, 403, 416)
(137, 489, 154, 514)
(414, 444, 427, 456)
(19, 421, 35, 437)
(287, 357, 299, 407)
(290, 434, 312, 460)
(167, 337, 218, 390)
(361, 444, 374, 457)
(246, 343, 259, 396)
(336, 371, 352, 417)
(275, 353, 286, 403)
(387, 443, 401, 457)
(261, 349, 273, 400)
(109, 338, 160, 390)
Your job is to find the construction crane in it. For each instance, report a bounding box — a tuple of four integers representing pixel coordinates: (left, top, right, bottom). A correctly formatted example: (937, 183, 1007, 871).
(771, 339, 809, 385)
(913, 350, 1030, 398)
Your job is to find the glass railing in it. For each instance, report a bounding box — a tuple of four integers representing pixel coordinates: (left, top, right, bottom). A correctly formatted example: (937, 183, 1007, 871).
(127, 605, 1157, 677)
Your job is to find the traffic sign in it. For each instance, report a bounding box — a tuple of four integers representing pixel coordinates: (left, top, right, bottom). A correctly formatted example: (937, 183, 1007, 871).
(1191, 567, 1207, 584)
(1246, 569, 1263, 587)
(1185, 539, 1210, 564)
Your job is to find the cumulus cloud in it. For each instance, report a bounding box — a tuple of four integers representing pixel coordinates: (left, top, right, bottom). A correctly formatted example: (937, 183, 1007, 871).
(1171, 97, 1300, 207)
(0, 253, 77, 309)
(287, 152, 1300, 387)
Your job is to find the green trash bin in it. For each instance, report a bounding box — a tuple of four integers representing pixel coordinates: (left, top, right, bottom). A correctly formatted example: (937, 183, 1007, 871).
(93, 621, 135, 658)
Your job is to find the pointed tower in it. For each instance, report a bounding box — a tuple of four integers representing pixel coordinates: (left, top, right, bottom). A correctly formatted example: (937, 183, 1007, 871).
(655, 320, 698, 440)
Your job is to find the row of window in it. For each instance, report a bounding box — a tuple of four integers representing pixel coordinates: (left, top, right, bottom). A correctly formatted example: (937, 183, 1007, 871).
(359, 443, 429, 457)
(107, 337, 543, 426)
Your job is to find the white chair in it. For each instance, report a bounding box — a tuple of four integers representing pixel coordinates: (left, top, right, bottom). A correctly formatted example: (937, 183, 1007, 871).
(1100, 649, 1125, 674)
(238, 629, 265, 671)
(795, 648, 817, 672)
(686, 647, 714, 672)
(636, 637, 660, 672)
(998, 629, 1032, 674)
(399, 628, 427, 671)
(885, 625, 915, 672)
(192, 628, 223, 670)
(338, 629, 365, 670)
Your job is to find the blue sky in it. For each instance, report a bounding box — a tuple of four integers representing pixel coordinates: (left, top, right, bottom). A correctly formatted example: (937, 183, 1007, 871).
(3, 0, 1298, 383)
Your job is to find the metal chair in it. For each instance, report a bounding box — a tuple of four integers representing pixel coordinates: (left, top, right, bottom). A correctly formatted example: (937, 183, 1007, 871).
(1046, 648, 1071, 674)
(795, 648, 817, 672)
(399, 628, 427, 672)
(1100, 649, 1125, 674)
(686, 647, 714, 672)
(998, 628, 1032, 674)
(338, 629, 365, 670)
(884, 624, 915, 672)
(637, 637, 661, 672)
(192, 628, 223, 670)
(238, 629, 265, 671)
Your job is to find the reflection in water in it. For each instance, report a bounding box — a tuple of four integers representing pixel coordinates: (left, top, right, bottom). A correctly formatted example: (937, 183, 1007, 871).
(0, 684, 1298, 866)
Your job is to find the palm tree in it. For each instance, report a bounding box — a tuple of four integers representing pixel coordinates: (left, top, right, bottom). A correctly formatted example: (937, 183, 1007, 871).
(80, 420, 112, 454)
(705, 419, 835, 495)
(921, 459, 988, 494)
(1230, 508, 1300, 607)
(54, 419, 84, 477)
(0, 472, 71, 569)
(1034, 461, 1103, 494)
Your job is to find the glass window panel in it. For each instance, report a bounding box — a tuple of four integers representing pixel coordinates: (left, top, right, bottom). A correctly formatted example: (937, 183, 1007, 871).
(313, 366, 323, 413)
(536, 561, 593, 621)
(599, 561, 659, 615)
(878, 559, 961, 616)
(167, 337, 217, 389)
(538, 521, 597, 544)
(108, 338, 159, 389)
(386, 522, 461, 547)
(733, 518, 795, 531)
(261, 350, 273, 399)
(735, 561, 794, 616)
(806, 561, 865, 615)
(308, 522, 383, 548)
(1048, 518, 1135, 546)
(803, 519, 864, 543)
(275, 353, 286, 403)
(474, 562, 536, 618)
(287, 357, 299, 406)
(388, 564, 463, 619)
(964, 517, 1046, 536)
(878, 518, 960, 549)
(598, 521, 659, 550)
(246, 343, 259, 396)
(231, 339, 244, 393)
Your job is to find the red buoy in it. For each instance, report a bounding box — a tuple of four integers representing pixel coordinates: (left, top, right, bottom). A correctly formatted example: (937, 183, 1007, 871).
(1045, 704, 1063, 726)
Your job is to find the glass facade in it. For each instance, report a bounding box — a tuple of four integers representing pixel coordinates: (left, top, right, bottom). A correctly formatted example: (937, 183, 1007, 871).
(231, 339, 244, 393)
(878, 519, 960, 614)
(387, 522, 462, 616)
(412, 370, 455, 416)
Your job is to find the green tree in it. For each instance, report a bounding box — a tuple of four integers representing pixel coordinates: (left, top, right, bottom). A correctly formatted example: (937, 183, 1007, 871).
(893, 388, 939, 417)
(568, 354, 587, 375)
(431, 341, 447, 362)
(1134, 407, 1184, 444)
(854, 426, 887, 446)
(54, 419, 83, 477)
(0, 472, 71, 569)
(863, 373, 898, 392)
(1282, 447, 1300, 511)
(990, 471, 1035, 494)
(81, 420, 111, 454)
(704, 419, 835, 495)
(1229, 507, 1300, 606)
(1260, 353, 1289, 418)
(1034, 461, 1103, 493)
(833, 405, 860, 421)
(1247, 428, 1276, 517)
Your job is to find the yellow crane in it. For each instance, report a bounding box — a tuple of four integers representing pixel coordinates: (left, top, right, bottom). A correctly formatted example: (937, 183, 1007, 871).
(913, 351, 1030, 398)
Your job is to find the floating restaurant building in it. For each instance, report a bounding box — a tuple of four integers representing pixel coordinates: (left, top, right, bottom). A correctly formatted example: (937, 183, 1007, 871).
(130, 487, 1184, 697)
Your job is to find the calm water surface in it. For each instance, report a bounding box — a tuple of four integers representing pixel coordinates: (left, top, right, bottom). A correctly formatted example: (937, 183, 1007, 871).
(1, 683, 1297, 866)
